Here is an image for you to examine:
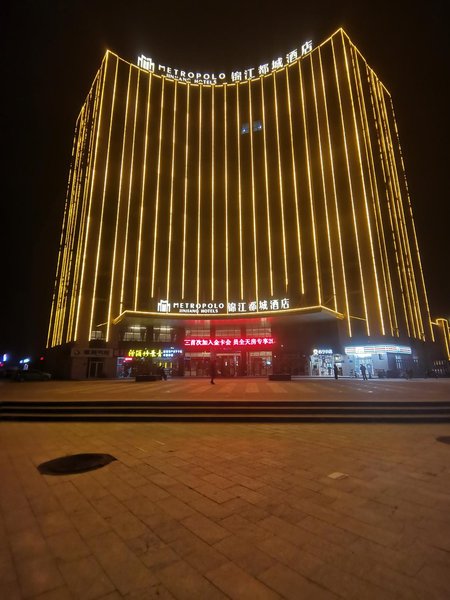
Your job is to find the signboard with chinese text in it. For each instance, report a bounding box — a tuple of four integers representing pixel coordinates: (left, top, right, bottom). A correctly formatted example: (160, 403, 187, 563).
(157, 298, 290, 315)
(184, 337, 275, 349)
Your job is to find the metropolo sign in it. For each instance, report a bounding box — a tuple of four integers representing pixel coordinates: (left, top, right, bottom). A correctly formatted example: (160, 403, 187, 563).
(157, 298, 290, 315)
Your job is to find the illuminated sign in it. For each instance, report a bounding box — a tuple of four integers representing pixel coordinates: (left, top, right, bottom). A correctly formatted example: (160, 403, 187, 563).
(184, 337, 275, 348)
(127, 348, 183, 358)
(137, 40, 313, 85)
(345, 345, 412, 355)
(70, 348, 113, 357)
(157, 298, 290, 315)
(313, 348, 333, 356)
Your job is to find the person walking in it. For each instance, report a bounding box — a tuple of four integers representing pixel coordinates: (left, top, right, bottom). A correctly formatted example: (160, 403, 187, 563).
(210, 359, 216, 385)
(360, 364, 367, 380)
(333, 364, 339, 380)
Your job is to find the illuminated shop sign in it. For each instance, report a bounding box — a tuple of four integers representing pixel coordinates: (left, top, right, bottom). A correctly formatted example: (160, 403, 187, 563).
(345, 345, 412, 355)
(157, 298, 290, 315)
(127, 348, 183, 358)
(137, 40, 312, 85)
(184, 337, 275, 348)
(312, 348, 333, 356)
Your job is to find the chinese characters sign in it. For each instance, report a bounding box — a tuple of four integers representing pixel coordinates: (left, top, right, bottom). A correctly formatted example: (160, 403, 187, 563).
(137, 40, 312, 86)
(157, 298, 290, 315)
(184, 337, 275, 348)
(127, 348, 183, 358)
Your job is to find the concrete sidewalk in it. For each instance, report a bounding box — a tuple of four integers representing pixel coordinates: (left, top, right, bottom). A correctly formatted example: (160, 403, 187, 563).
(1, 421, 450, 599)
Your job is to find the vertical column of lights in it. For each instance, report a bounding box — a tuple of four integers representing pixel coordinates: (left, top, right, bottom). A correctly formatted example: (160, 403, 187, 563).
(150, 77, 165, 298)
(342, 34, 384, 335)
(48, 117, 80, 346)
(437, 318, 450, 360)
(211, 86, 215, 299)
(382, 93, 425, 340)
(74, 56, 109, 342)
(181, 85, 190, 298)
(351, 47, 395, 336)
(196, 85, 202, 304)
(166, 80, 178, 300)
(378, 84, 421, 338)
(368, 69, 408, 337)
(389, 95, 434, 340)
(224, 85, 229, 304)
(236, 84, 244, 299)
(67, 101, 95, 342)
(318, 48, 350, 334)
(298, 61, 321, 305)
(135, 73, 153, 308)
(331, 37, 369, 333)
(248, 81, 259, 304)
(273, 71, 289, 292)
(88, 54, 119, 340)
(310, 53, 336, 310)
(106, 65, 133, 341)
(120, 70, 141, 313)
(285, 65, 304, 295)
(260, 76, 274, 296)
(373, 77, 416, 337)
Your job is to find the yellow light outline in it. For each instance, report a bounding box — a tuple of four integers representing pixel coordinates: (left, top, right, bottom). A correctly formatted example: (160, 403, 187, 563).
(299, 61, 321, 304)
(310, 52, 336, 310)
(211, 85, 215, 299)
(236, 84, 244, 300)
(285, 65, 304, 295)
(331, 36, 368, 333)
(260, 76, 274, 296)
(248, 80, 259, 304)
(166, 80, 178, 299)
(181, 85, 190, 298)
(196, 85, 202, 305)
(318, 47, 351, 335)
(120, 69, 141, 313)
(150, 77, 165, 298)
(273, 70, 289, 292)
(342, 33, 384, 335)
(224, 84, 229, 304)
(436, 318, 450, 360)
(106, 63, 132, 341)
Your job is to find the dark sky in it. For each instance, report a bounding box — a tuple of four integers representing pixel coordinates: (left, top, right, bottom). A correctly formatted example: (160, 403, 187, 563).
(2, 0, 449, 359)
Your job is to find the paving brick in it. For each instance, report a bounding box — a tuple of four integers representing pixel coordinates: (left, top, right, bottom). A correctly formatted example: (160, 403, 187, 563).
(181, 513, 231, 544)
(158, 559, 228, 599)
(206, 560, 280, 599)
(16, 555, 64, 598)
(259, 562, 337, 599)
(46, 529, 91, 562)
(213, 535, 275, 576)
(59, 555, 115, 599)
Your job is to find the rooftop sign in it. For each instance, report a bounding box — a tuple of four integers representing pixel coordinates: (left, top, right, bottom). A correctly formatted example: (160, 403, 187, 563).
(137, 40, 313, 85)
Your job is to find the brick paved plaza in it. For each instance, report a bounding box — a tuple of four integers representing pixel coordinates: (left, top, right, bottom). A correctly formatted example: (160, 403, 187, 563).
(1, 413, 450, 599)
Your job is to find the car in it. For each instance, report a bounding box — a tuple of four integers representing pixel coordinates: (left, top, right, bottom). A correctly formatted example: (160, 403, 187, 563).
(15, 369, 52, 382)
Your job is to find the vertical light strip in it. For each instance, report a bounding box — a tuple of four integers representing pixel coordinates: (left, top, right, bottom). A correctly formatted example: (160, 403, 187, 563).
(211, 86, 215, 299)
(383, 93, 424, 340)
(135, 73, 153, 308)
(224, 85, 229, 304)
(106, 64, 132, 341)
(310, 53, 336, 310)
(181, 85, 190, 298)
(166, 80, 178, 299)
(318, 48, 350, 334)
(342, 34, 384, 335)
(150, 77, 165, 298)
(389, 96, 434, 341)
(236, 84, 244, 299)
(369, 69, 408, 337)
(88, 54, 119, 339)
(260, 76, 274, 296)
(375, 78, 415, 337)
(331, 37, 368, 332)
(248, 81, 259, 303)
(273, 71, 289, 292)
(285, 67, 304, 294)
(120, 70, 141, 313)
(299, 61, 321, 304)
(196, 85, 202, 304)
(352, 49, 394, 336)
(74, 64, 106, 341)
(437, 318, 450, 359)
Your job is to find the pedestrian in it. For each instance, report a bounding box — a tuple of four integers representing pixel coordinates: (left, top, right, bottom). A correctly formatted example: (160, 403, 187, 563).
(210, 359, 216, 385)
(360, 364, 367, 380)
(333, 364, 339, 380)
(158, 365, 167, 380)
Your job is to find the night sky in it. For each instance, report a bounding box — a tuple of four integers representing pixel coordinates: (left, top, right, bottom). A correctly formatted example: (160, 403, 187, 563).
(2, 0, 449, 360)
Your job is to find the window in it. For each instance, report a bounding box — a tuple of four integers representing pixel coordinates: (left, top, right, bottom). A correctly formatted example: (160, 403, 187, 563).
(252, 120, 262, 132)
(240, 123, 249, 135)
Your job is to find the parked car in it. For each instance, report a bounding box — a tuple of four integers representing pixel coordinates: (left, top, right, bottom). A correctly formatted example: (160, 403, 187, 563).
(15, 369, 52, 382)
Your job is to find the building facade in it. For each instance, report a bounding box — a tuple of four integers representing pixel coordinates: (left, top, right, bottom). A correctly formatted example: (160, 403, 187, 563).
(47, 29, 449, 379)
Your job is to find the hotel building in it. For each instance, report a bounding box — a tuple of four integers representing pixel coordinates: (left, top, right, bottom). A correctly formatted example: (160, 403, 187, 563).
(47, 29, 449, 379)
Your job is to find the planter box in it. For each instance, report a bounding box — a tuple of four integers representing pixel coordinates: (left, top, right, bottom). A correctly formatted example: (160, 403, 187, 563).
(268, 374, 291, 381)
